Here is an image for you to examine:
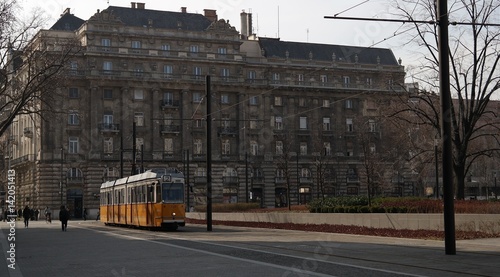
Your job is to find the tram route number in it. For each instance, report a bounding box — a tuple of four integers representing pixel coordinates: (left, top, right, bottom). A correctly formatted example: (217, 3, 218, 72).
(162, 175, 171, 182)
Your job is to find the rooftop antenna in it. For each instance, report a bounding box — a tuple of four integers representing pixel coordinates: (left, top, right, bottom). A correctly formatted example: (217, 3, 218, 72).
(307, 28, 309, 42)
(277, 6, 280, 38)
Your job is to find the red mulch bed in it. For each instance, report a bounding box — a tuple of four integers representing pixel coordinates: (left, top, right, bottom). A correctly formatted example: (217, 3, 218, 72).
(186, 218, 498, 240)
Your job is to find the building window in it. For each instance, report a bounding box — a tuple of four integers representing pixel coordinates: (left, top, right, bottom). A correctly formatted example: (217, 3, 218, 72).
(221, 94, 229, 104)
(323, 99, 330, 108)
(190, 45, 199, 53)
(220, 68, 229, 80)
(193, 92, 203, 103)
(320, 75, 328, 83)
(347, 187, 359, 195)
(134, 112, 144, 126)
(131, 40, 141, 49)
(196, 167, 206, 177)
(298, 74, 304, 82)
(345, 99, 353, 109)
(217, 47, 227, 55)
(346, 118, 353, 132)
(343, 76, 350, 87)
(68, 137, 79, 154)
(103, 113, 113, 125)
(369, 119, 376, 132)
(366, 77, 373, 87)
(194, 139, 203, 154)
(68, 88, 79, 98)
(248, 70, 256, 81)
(299, 117, 307, 130)
(249, 117, 258, 129)
(135, 138, 144, 152)
(161, 44, 170, 51)
(68, 111, 79, 125)
(104, 137, 113, 153)
(134, 89, 144, 100)
(323, 142, 331, 155)
(70, 61, 78, 72)
(249, 96, 258, 105)
(274, 116, 283, 130)
(194, 67, 202, 79)
(369, 143, 376, 154)
(103, 89, 113, 99)
(274, 96, 283, 106)
(250, 141, 258, 156)
(222, 139, 230, 155)
(298, 98, 306, 107)
(272, 73, 280, 83)
(300, 142, 307, 155)
(164, 138, 173, 154)
(163, 65, 173, 78)
(276, 141, 283, 155)
(101, 38, 111, 47)
(103, 61, 112, 73)
(163, 92, 174, 105)
(346, 142, 354, 157)
(323, 117, 331, 131)
(301, 168, 311, 178)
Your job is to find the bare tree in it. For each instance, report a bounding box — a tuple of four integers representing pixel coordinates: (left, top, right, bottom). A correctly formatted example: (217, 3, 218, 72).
(0, 0, 80, 137)
(391, 0, 500, 199)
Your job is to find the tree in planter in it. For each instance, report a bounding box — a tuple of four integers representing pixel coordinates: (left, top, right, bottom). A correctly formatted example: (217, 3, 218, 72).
(390, 0, 500, 199)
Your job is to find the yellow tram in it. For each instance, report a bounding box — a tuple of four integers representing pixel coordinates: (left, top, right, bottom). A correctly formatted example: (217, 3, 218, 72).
(99, 168, 185, 230)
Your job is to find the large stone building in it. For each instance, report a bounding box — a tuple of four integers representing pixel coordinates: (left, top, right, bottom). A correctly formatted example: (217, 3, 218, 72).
(3, 4, 410, 217)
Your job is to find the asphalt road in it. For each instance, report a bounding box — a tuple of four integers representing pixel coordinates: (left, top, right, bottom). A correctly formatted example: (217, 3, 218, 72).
(1, 219, 499, 276)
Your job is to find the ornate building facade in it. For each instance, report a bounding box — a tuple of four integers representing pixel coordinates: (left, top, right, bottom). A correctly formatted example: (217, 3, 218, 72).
(4, 4, 410, 217)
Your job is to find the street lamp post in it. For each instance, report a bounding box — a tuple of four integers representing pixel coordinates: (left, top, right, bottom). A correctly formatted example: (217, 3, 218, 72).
(435, 137, 439, 199)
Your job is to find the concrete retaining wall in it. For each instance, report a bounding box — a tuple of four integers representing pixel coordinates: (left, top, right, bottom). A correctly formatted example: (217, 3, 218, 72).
(187, 212, 500, 234)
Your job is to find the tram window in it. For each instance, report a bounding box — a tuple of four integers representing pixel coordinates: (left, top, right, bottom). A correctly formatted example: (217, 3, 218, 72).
(107, 192, 111, 205)
(147, 186, 154, 202)
(156, 185, 161, 203)
(121, 189, 125, 203)
(162, 183, 184, 203)
(127, 188, 131, 203)
(131, 188, 135, 203)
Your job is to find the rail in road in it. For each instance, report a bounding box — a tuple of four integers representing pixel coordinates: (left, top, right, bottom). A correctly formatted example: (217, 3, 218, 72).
(1, 220, 499, 277)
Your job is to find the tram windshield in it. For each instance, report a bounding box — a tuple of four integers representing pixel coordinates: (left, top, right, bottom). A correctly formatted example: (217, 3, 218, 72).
(162, 183, 184, 203)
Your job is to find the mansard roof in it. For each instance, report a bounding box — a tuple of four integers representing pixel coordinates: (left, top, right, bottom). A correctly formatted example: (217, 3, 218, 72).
(49, 12, 85, 31)
(258, 38, 400, 66)
(100, 6, 213, 31)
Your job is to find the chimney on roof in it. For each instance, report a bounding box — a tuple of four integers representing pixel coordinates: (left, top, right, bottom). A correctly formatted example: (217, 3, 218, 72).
(204, 9, 218, 22)
(62, 8, 71, 15)
(181, 7, 187, 13)
(131, 2, 136, 9)
(137, 2, 145, 9)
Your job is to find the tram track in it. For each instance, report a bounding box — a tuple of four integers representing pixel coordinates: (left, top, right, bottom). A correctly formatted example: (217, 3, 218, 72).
(77, 222, 500, 277)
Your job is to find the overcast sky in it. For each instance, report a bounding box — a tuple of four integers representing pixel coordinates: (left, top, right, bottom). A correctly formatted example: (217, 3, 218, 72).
(21, 0, 423, 74)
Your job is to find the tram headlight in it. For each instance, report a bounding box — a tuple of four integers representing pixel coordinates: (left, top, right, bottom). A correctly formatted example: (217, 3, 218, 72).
(172, 212, 176, 216)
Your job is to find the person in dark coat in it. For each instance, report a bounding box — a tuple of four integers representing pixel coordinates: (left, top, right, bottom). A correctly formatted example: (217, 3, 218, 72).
(59, 205, 70, 231)
(23, 206, 31, 228)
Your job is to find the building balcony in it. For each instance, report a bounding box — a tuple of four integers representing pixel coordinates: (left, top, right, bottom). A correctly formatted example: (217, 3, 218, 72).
(160, 124, 181, 134)
(194, 176, 207, 184)
(217, 127, 238, 136)
(98, 123, 120, 133)
(222, 176, 239, 185)
(299, 177, 313, 184)
(10, 154, 34, 166)
(275, 177, 286, 184)
(252, 176, 265, 184)
(160, 99, 180, 109)
(67, 176, 84, 184)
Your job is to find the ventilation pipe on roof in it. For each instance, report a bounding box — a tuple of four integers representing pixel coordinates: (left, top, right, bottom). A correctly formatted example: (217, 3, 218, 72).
(131, 2, 136, 9)
(240, 10, 253, 40)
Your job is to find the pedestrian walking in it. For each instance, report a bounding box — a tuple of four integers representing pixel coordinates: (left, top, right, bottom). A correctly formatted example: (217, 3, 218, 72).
(34, 209, 39, 221)
(96, 208, 100, 221)
(83, 208, 87, 221)
(59, 205, 70, 231)
(44, 206, 52, 223)
(23, 205, 31, 228)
